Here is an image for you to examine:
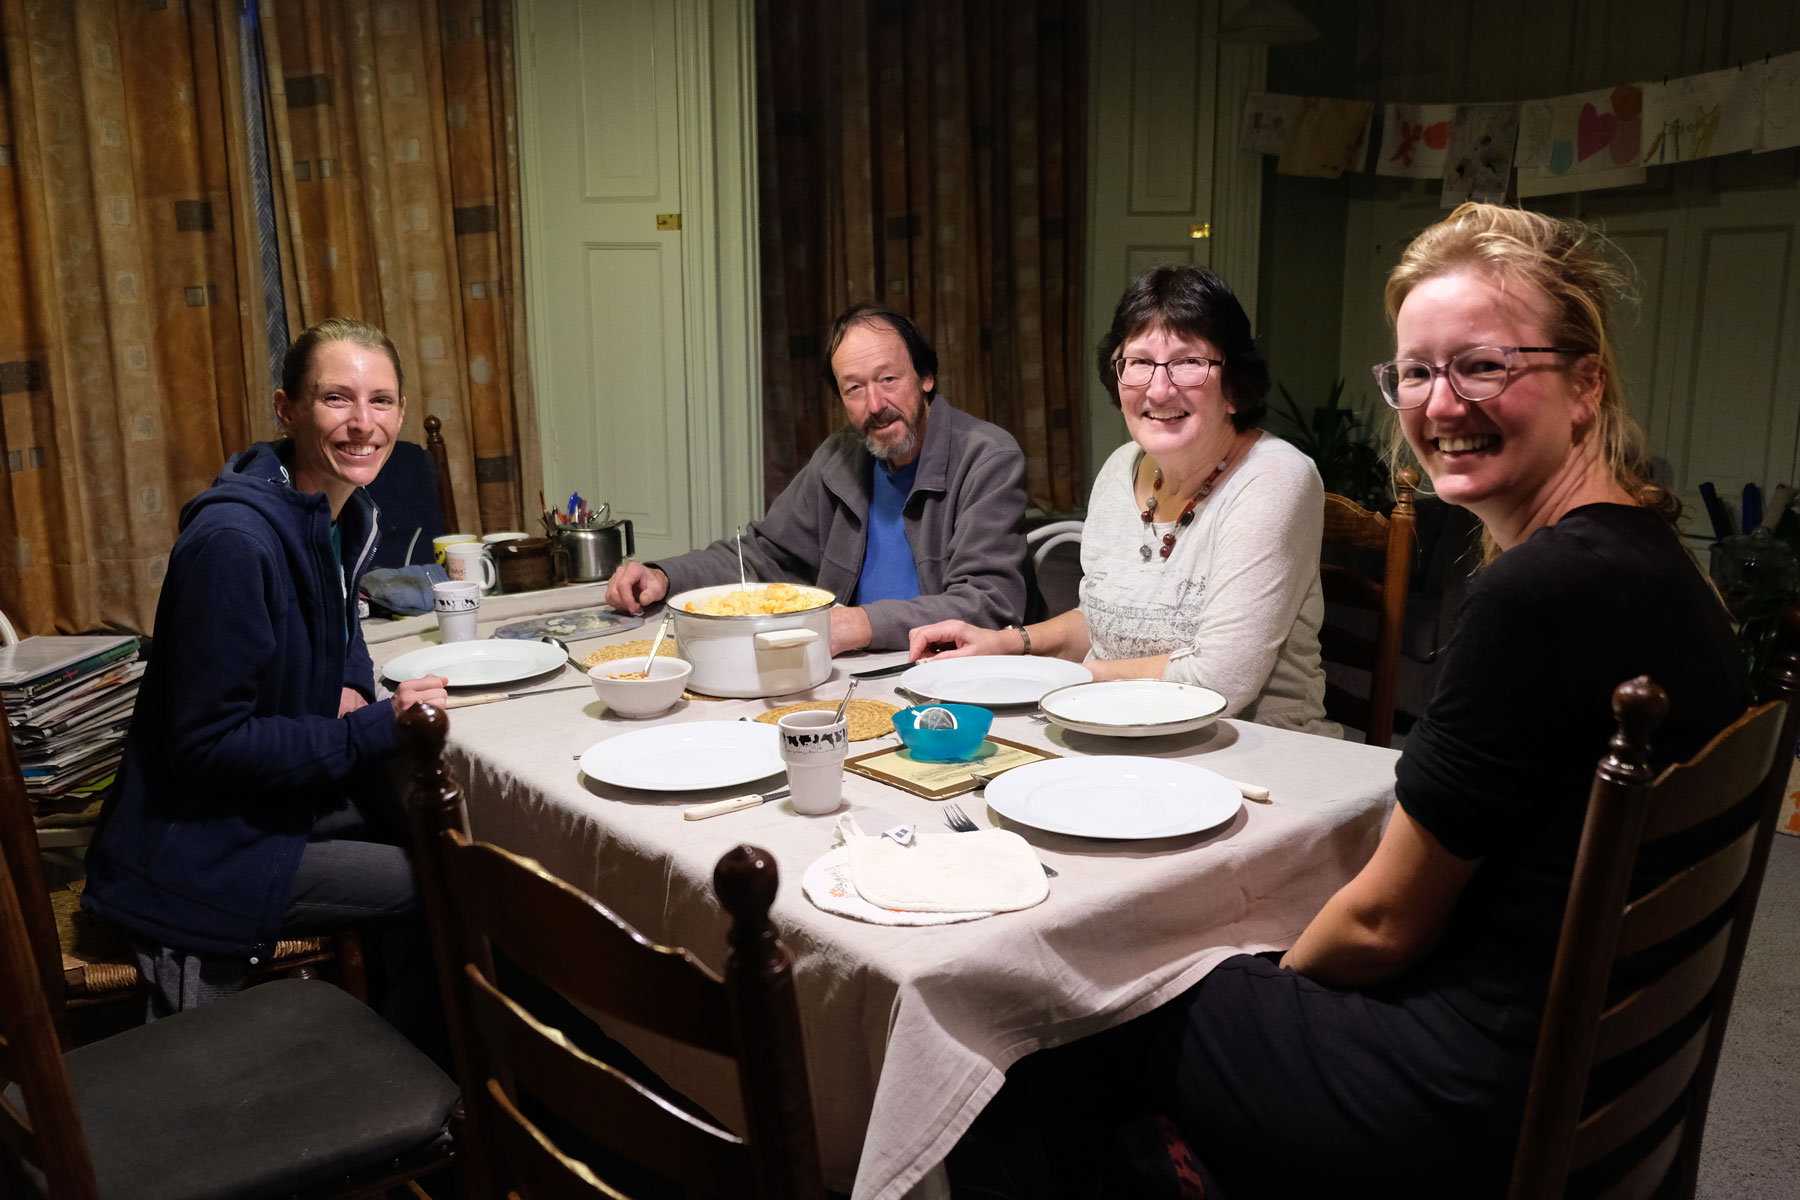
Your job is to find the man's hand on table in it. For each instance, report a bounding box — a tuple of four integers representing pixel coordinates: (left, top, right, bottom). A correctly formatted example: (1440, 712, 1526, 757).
(391, 674, 449, 718)
(605, 562, 669, 613)
(829, 605, 873, 656)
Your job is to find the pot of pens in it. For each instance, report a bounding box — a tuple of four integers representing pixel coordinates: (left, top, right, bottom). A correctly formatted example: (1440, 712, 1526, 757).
(544, 492, 635, 582)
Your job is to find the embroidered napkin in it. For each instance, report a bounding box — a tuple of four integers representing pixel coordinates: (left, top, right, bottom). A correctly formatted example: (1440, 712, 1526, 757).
(841, 816, 1049, 913)
(801, 846, 990, 926)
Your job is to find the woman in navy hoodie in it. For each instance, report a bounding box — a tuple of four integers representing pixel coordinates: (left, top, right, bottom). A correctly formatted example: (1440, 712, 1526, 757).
(86, 318, 447, 1011)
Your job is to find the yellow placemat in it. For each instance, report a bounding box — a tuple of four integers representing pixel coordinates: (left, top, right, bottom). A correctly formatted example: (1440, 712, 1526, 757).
(845, 737, 1056, 800)
(755, 699, 899, 741)
(580, 639, 726, 701)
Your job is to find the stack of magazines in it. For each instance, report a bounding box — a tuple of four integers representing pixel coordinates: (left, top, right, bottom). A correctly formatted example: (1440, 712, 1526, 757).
(1, 634, 144, 820)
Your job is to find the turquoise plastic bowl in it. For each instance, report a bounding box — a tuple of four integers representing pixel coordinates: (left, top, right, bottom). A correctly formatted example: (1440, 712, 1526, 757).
(893, 703, 994, 762)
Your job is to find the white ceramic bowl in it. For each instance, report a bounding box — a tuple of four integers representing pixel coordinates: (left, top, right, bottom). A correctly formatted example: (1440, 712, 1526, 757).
(1038, 679, 1227, 738)
(586, 655, 691, 719)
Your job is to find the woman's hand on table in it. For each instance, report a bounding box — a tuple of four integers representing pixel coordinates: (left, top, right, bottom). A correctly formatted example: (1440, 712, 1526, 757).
(906, 620, 1018, 661)
(392, 674, 449, 718)
(605, 561, 668, 614)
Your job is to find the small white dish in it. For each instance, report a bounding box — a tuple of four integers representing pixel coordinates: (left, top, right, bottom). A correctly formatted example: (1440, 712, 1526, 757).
(587, 656, 691, 719)
(1039, 679, 1227, 738)
(578, 721, 784, 792)
(897, 656, 1092, 707)
(382, 639, 565, 688)
(983, 757, 1241, 839)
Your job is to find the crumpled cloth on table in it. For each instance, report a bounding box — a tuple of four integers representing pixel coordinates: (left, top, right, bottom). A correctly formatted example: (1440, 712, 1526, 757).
(841, 814, 1048, 914)
(361, 564, 449, 616)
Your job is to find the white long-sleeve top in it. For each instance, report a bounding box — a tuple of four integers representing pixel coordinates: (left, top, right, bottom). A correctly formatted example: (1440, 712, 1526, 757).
(1078, 432, 1339, 735)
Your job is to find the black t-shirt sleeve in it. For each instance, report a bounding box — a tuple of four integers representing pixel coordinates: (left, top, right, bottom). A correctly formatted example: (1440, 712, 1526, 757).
(1395, 546, 1587, 861)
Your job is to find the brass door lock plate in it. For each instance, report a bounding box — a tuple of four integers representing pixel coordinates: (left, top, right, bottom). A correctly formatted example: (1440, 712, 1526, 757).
(1190, 222, 1211, 239)
(656, 213, 682, 231)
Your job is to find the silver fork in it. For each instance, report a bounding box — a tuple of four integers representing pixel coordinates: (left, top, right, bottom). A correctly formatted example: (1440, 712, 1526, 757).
(944, 803, 1057, 877)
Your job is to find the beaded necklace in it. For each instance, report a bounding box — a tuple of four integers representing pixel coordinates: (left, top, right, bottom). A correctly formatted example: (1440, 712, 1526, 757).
(1138, 456, 1230, 561)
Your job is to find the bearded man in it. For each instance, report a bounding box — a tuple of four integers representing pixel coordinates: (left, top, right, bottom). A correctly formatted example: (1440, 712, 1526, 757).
(607, 302, 1028, 654)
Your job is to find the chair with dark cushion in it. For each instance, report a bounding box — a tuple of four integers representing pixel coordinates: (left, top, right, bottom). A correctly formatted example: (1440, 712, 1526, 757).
(1509, 605, 1800, 1199)
(0, 865, 459, 1199)
(398, 702, 825, 1200)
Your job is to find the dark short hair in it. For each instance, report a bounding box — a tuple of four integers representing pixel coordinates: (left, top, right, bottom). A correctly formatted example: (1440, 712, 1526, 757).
(820, 302, 939, 397)
(281, 317, 404, 401)
(1095, 266, 1269, 431)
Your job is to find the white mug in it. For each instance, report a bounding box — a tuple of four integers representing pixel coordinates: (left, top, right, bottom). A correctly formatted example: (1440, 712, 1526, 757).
(432, 580, 481, 643)
(444, 541, 497, 593)
(777, 709, 849, 815)
(432, 533, 479, 564)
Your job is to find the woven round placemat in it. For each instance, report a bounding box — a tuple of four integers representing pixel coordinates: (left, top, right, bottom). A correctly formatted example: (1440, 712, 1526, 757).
(755, 698, 898, 741)
(580, 639, 726, 701)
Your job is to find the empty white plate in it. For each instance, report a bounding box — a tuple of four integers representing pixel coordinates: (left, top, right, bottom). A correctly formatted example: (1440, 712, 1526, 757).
(578, 721, 784, 792)
(898, 656, 1092, 706)
(983, 756, 1241, 839)
(382, 639, 566, 688)
(1039, 679, 1227, 738)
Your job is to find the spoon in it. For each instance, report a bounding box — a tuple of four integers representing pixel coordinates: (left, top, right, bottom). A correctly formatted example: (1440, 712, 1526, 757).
(735, 526, 748, 591)
(645, 614, 672, 671)
(833, 678, 858, 724)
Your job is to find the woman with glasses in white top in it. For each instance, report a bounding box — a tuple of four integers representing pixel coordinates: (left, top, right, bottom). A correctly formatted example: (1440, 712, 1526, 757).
(954, 204, 1748, 1199)
(908, 265, 1335, 734)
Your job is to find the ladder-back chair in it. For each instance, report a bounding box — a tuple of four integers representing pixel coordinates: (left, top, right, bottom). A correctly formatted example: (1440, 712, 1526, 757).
(1319, 467, 1419, 747)
(398, 702, 824, 1200)
(1509, 606, 1800, 1198)
(0, 838, 456, 1199)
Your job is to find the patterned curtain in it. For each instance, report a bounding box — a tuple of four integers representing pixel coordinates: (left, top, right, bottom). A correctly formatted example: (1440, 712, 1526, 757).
(258, 0, 538, 536)
(0, 0, 262, 636)
(756, 0, 1088, 513)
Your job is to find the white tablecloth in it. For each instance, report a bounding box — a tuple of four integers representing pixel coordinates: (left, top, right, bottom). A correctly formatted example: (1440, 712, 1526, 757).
(368, 605, 1399, 1200)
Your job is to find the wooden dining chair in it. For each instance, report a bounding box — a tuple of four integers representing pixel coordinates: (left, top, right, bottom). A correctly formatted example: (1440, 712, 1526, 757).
(1509, 606, 1800, 1199)
(0, 703, 364, 1038)
(398, 702, 825, 1200)
(1318, 466, 1419, 747)
(424, 414, 458, 532)
(0, 830, 459, 1199)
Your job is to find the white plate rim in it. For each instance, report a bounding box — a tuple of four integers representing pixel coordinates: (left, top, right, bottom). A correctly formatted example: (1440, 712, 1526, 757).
(897, 656, 1093, 706)
(578, 720, 785, 792)
(381, 639, 566, 687)
(1038, 679, 1228, 736)
(983, 756, 1241, 839)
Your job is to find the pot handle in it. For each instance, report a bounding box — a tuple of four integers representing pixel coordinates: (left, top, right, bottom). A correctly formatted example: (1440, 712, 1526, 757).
(622, 518, 635, 557)
(754, 629, 818, 651)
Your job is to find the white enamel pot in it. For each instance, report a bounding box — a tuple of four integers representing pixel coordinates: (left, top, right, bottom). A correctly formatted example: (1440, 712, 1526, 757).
(666, 583, 835, 699)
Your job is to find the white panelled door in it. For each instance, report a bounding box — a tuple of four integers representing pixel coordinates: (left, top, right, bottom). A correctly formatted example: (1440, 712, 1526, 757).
(518, 0, 694, 558)
(1083, 0, 1263, 487)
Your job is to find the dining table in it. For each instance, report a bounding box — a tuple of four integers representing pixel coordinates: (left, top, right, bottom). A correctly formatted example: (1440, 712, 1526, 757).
(365, 588, 1402, 1200)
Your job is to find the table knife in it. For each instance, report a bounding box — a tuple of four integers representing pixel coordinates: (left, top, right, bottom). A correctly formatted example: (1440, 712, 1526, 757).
(446, 682, 593, 709)
(684, 787, 792, 821)
(849, 661, 916, 680)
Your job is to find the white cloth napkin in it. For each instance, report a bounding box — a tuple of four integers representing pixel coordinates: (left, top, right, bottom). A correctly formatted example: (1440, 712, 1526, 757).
(841, 815, 1049, 914)
(801, 846, 991, 926)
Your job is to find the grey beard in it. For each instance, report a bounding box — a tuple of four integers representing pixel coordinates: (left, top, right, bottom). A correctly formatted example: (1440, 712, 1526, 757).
(863, 422, 917, 462)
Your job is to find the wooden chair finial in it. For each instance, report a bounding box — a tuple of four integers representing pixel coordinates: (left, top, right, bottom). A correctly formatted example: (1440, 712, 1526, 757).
(397, 702, 459, 826)
(715, 843, 779, 941)
(1609, 676, 1668, 764)
(1394, 465, 1420, 516)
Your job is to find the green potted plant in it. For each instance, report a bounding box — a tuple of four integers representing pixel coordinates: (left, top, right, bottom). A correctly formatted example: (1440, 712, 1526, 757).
(1267, 378, 1392, 511)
